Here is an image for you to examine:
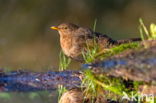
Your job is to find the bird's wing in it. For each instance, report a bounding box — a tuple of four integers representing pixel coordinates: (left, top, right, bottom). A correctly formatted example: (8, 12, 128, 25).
(71, 28, 94, 49)
(75, 27, 93, 37)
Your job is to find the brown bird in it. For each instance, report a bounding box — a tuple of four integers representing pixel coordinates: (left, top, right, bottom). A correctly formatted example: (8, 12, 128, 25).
(59, 89, 84, 103)
(51, 23, 140, 61)
(59, 88, 107, 103)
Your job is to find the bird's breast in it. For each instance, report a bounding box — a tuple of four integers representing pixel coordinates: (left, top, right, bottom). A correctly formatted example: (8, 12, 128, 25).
(60, 35, 72, 57)
(60, 35, 84, 59)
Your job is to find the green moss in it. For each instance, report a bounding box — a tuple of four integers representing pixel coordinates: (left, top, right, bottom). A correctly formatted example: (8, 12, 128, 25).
(83, 39, 140, 63)
(100, 42, 140, 59)
(81, 70, 145, 102)
(82, 42, 145, 101)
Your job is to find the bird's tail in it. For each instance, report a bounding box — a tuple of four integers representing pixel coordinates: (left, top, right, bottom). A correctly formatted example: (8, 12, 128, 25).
(117, 38, 141, 44)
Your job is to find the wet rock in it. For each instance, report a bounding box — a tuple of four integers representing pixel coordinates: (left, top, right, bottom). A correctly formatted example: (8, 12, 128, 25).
(0, 71, 81, 92)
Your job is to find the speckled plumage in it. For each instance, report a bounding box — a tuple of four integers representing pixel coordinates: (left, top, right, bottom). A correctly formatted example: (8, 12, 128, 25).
(51, 23, 140, 61)
(59, 89, 84, 103)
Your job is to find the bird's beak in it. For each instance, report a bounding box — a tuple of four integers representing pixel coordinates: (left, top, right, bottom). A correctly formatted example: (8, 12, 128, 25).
(50, 26, 59, 30)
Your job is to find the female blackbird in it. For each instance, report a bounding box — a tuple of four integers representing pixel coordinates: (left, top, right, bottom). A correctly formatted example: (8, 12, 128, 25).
(51, 23, 140, 61)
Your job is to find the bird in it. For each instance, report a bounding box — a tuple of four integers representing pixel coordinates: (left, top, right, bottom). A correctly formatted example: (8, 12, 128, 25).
(59, 89, 84, 103)
(51, 23, 141, 61)
(59, 88, 107, 103)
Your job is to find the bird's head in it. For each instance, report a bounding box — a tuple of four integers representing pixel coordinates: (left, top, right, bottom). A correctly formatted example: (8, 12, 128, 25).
(51, 23, 79, 36)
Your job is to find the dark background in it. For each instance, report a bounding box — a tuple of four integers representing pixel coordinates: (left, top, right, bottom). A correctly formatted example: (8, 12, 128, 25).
(0, 0, 156, 71)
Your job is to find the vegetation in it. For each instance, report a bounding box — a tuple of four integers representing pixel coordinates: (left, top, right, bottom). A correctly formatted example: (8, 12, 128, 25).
(58, 51, 71, 101)
(81, 70, 127, 98)
(139, 18, 156, 40)
(59, 51, 71, 71)
(80, 19, 156, 103)
(82, 19, 99, 63)
(139, 18, 156, 48)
